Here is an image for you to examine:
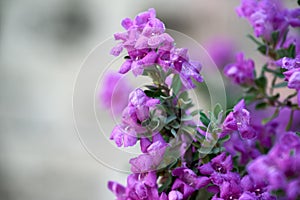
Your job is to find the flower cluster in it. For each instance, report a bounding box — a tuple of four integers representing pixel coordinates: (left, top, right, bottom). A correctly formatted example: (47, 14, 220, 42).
(110, 8, 203, 88)
(100, 2, 300, 199)
(236, 0, 300, 41)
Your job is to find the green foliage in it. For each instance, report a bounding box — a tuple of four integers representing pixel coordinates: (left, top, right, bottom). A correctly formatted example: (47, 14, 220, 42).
(272, 82, 287, 88)
(262, 107, 280, 125)
(255, 76, 267, 92)
(255, 102, 268, 110)
(199, 111, 210, 127)
(258, 45, 267, 55)
(171, 74, 182, 95)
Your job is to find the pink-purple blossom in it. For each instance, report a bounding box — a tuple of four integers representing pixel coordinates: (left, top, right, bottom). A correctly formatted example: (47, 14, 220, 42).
(224, 53, 255, 85)
(222, 99, 257, 139)
(111, 8, 203, 88)
(236, 0, 300, 41)
(110, 89, 160, 147)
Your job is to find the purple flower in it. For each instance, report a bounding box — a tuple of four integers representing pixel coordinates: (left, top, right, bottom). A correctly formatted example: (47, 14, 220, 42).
(218, 181, 242, 200)
(129, 140, 168, 173)
(224, 131, 260, 165)
(222, 100, 256, 139)
(99, 72, 132, 115)
(287, 70, 300, 90)
(171, 167, 210, 197)
(276, 57, 300, 70)
(158, 47, 203, 88)
(111, 8, 203, 88)
(224, 52, 255, 85)
(198, 153, 240, 186)
(286, 8, 300, 28)
(236, 0, 288, 40)
(168, 190, 183, 200)
(286, 180, 300, 200)
(110, 89, 160, 148)
(199, 153, 232, 175)
(240, 175, 275, 199)
(171, 179, 194, 199)
(108, 181, 126, 200)
(122, 88, 160, 130)
(108, 172, 160, 200)
(277, 59, 300, 103)
(110, 125, 138, 147)
(247, 132, 300, 195)
(111, 8, 174, 76)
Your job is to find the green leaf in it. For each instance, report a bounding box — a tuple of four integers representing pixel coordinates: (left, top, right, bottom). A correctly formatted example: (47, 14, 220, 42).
(247, 34, 263, 46)
(255, 102, 268, 110)
(171, 129, 177, 137)
(276, 48, 289, 58)
(144, 89, 164, 98)
(258, 45, 267, 55)
(264, 67, 285, 78)
(272, 82, 287, 88)
(268, 93, 280, 101)
(199, 111, 210, 127)
(219, 134, 231, 143)
(178, 98, 193, 110)
(190, 109, 200, 116)
(158, 175, 173, 193)
(245, 86, 258, 94)
(244, 94, 257, 104)
(198, 126, 207, 132)
(213, 103, 223, 120)
(181, 115, 193, 122)
(255, 76, 267, 91)
(165, 115, 177, 124)
(271, 31, 280, 45)
(171, 74, 182, 95)
(288, 44, 296, 58)
(262, 107, 279, 125)
(225, 108, 233, 116)
(298, 0, 300, 6)
(178, 91, 189, 101)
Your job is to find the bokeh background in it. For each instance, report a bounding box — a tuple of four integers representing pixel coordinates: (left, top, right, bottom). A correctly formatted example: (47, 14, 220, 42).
(1, 0, 294, 199)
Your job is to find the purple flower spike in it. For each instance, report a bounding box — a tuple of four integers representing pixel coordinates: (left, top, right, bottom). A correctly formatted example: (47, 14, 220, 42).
(224, 52, 255, 85)
(111, 8, 203, 88)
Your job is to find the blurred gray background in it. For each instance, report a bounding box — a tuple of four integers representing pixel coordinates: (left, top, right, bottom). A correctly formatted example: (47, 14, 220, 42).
(0, 0, 263, 199)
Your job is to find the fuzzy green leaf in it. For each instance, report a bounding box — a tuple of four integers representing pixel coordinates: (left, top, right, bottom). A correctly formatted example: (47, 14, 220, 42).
(272, 82, 288, 88)
(258, 45, 267, 55)
(255, 102, 268, 110)
(213, 103, 223, 120)
(199, 111, 210, 127)
(171, 74, 182, 95)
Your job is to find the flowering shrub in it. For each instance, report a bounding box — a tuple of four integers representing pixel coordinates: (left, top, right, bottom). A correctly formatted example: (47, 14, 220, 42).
(102, 2, 300, 199)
